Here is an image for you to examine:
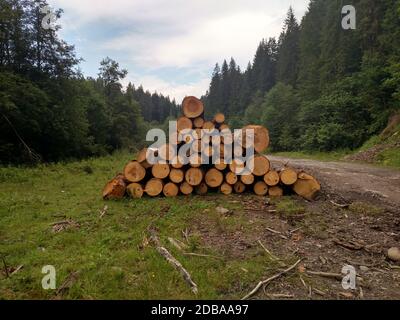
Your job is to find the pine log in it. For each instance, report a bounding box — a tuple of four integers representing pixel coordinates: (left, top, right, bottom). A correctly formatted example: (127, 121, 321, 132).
(185, 168, 203, 186)
(152, 163, 171, 179)
(251, 155, 270, 176)
(126, 183, 144, 199)
(182, 96, 204, 119)
(220, 183, 233, 195)
(234, 181, 246, 194)
(213, 113, 225, 124)
(280, 168, 298, 185)
(180, 182, 194, 195)
(177, 116, 193, 133)
(226, 172, 238, 185)
(264, 170, 280, 187)
(163, 182, 179, 197)
(170, 168, 185, 184)
(103, 174, 126, 200)
(268, 186, 283, 197)
(293, 173, 321, 201)
(145, 178, 164, 197)
(253, 181, 268, 196)
(215, 160, 227, 171)
(195, 182, 208, 195)
(124, 161, 146, 183)
(229, 159, 245, 175)
(241, 125, 270, 153)
(240, 173, 255, 185)
(205, 168, 224, 188)
(193, 117, 205, 128)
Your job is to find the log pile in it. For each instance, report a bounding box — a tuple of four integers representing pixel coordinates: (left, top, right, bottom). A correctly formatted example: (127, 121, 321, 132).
(103, 96, 321, 201)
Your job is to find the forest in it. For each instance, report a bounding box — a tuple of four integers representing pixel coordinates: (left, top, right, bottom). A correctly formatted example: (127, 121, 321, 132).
(1, 0, 399, 163)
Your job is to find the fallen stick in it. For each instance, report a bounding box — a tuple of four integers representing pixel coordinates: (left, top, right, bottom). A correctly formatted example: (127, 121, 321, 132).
(330, 200, 350, 209)
(99, 205, 108, 219)
(242, 259, 302, 300)
(150, 231, 198, 294)
(183, 253, 222, 260)
(257, 240, 280, 262)
(10, 265, 23, 276)
(306, 271, 342, 280)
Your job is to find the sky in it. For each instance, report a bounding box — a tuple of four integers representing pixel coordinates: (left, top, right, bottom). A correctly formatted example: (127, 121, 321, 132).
(48, 0, 310, 102)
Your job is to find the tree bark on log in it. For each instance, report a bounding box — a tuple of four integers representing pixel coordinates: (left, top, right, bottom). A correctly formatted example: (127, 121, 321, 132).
(103, 174, 126, 200)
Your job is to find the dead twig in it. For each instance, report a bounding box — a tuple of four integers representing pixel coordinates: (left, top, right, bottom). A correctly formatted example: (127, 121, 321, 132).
(150, 230, 198, 294)
(333, 238, 364, 251)
(330, 200, 350, 209)
(182, 228, 190, 244)
(183, 252, 222, 260)
(99, 205, 108, 219)
(10, 265, 23, 276)
(168, 237, 188, 251)
(266, 228, 288, 239)
(267, 293, 294, 299)
(242, 259, 302, 300)
(257, 240, 282, 264)
(306, 271, 343, 280)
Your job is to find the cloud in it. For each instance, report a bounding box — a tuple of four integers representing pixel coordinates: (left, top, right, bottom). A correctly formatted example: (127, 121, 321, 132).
(48, 0, 310, 100)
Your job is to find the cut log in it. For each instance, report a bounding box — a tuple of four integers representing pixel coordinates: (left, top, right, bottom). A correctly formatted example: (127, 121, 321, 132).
(242, 125, 270, 153)
(180, 182, 193, 195)
(163, 182, 179, 197)
(268, 186, 283, 197)
(251, 155, 270, 176)
(171, 155, 184, 169)
(195, 128, 204, 139)
(220, 124, 230, 131)
(226, 172, 238, 185)
(220, 183, 233, 195)
(182, 96, 204, 119)
(185, 168, 203, 186)
(293, 173, 321, 201)
(103, 174, 126, 200)
(170, 168, 185, 184)
(177, 116, 193, 132)
(126, 183, 144, 199)
(205, 168, 224, 188)
(145, 178, 164, 197)
(280, 168, 298, 185)
(253, 181, 268, 196)
(229, 159, 245, 175)
(152, 163, 170, 179)
(202, 121, 215, 131)
(189, 154, 202, 168)
(240, 174, 255, 185)
(195, 182, 208, 195)
(124, 161, 146, 183)
(159, 143, 176, 161)
(193, 117, 205, 128)
(264, 170, 280, 186)
(215, 160, 227, 171)
(136, 148, 152, 169)
(213, 113, 225, 124)
(234, 181, 246, 194)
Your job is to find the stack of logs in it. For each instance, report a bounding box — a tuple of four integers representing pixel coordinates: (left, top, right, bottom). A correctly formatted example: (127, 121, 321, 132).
(103, 96, 321, 201)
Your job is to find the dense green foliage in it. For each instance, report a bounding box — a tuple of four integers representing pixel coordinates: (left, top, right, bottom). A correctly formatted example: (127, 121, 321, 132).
(203, 1, 400, 152)
(0, 0, 177, 163)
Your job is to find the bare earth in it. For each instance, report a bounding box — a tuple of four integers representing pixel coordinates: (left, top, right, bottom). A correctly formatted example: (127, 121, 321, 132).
(269, 156, 400, 210)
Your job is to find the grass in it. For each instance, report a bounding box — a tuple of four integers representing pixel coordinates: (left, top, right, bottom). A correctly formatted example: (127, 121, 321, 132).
(0, 151, 290, 300)
(272, 150, 349, 162)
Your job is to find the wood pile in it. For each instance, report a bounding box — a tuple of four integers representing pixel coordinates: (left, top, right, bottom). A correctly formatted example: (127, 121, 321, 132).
(103, 96, 320, 201)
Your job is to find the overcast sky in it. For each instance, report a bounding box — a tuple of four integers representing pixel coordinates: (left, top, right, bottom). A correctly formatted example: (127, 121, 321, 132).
(48, 0, 310, 102)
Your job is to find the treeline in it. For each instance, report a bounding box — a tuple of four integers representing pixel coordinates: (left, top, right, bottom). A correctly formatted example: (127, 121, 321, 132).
(203, 0, 400, 152)
(0, 0, 177, 163)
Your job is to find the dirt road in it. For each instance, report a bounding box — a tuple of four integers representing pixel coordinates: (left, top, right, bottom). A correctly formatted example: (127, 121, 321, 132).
(269, 156, 400, 210)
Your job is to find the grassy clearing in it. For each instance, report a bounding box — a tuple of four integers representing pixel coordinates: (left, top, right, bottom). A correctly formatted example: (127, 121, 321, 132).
(0, 151, 294, 300)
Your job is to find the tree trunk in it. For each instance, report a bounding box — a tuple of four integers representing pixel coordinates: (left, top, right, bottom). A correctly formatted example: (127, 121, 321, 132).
(124, 161, 146, 183)
(293, 173, 321, 201)
(152, 163, 170, 179)
(253, 181, 268, 196)
(103, 174, 126, 200)
(280, 168, 298, 185)
(185, 168, 203, 186)
(205, 168, 224, 188)
(127, 183, 144, 199)
(182, 96, 204, 119)
(264, 170, 280, 186)
(163, 182, 179, 197)
(145, 178, 164, 197)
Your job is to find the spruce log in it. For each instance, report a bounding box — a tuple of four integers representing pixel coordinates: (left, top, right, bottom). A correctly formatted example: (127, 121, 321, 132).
(103, 174, 126, 200)
(215, 160, 227, 171)
(234, 181, 246, 194)
(213, 113, 225, 124)
(280, 168, 298, 185)
(203, 121, 215, 130)
(145, 178, 164, 197)
(226, 172, 238, 185)
(171, 155, 184, 169)
(163, 182, 179, 197)
(268, 186, 283, 197)
(177, 116, 193, 133)
(205, 168, 224, 188)
(124, 161, 146, 183)
(126, 183, 144, 199)
(241, 125, 270, 153)
(185, 168, 203, 186)
(220, 183, 233, 195)
(293, 173, 321, 201)
(264, 171, 280, 186)
(159, 143, 176, 161)
(170, 168, 185, 184)
(180, 182, 194, 195)
(182, 96, 204, 119)
(193, 117, 205, 128)
(189, 154, 202, 168)
(229, 159, 245, 175)
(253, 181, 268, 196)
(137, 148, 152, 169)
(241, 174, 255, 185)
(152, 163, 170, 179)
(251, 155, 270, 176)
